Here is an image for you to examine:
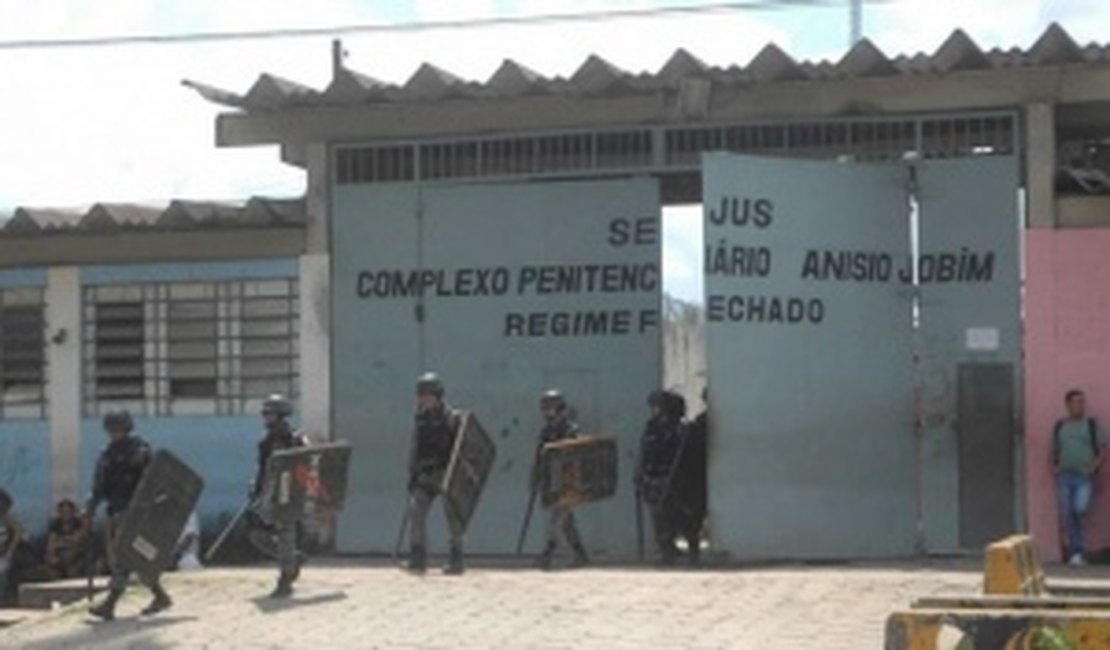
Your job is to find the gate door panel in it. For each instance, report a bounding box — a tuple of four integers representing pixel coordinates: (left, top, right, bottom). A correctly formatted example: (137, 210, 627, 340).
(703, 153, 916, 559)
(332, 185, 422, 552)
(916, 155, 1021, 552)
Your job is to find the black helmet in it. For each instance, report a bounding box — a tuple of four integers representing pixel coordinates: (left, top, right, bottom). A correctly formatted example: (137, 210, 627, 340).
(540, 389, 566, 411)
(666, 392, 687, 419)
(416, 372, 444, 398)
(262, 394, 293, 418)
(647, 390, 668, 408)
(102, 409, 134, 433)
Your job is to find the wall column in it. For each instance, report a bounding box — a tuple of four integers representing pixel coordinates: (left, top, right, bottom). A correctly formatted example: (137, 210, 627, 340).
(300, 141, 331, 438)
(46, 266, 82, 504)
(1026, 102, 1056, 228)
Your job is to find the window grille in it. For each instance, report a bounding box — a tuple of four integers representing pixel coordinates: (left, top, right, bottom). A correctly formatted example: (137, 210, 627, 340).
(335, 114, 1017, 186)
(84, 279, 299, 417)
(0, 287, 46, 420)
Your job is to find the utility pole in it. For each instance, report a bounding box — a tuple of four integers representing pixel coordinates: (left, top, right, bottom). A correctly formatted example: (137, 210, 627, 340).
(849, 0, 862, 47)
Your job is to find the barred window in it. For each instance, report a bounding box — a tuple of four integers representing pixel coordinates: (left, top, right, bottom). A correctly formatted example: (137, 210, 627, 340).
(84, 279, 299, 417)
(0, 287, 47, 420)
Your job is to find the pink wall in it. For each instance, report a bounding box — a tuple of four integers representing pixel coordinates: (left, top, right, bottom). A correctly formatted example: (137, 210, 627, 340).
(1026, 228, 1110, 562)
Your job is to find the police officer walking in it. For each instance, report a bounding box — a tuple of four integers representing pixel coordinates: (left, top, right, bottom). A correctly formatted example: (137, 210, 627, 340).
(405, 372, 465, 575)
(87, 409, 171, 621)
(635, 390, 688, 565)
(534, 389, 590, 570)
(250, 394, 308, 598)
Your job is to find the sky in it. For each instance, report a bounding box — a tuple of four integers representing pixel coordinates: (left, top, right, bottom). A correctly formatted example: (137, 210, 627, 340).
(0, 0, 1107, 302)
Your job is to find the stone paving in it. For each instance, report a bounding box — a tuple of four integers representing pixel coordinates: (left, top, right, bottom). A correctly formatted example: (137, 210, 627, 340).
(1, 558, 1098, 649)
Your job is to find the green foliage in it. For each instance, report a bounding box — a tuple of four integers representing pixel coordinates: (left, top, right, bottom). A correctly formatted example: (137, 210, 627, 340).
(1030, 626, 1076, 650)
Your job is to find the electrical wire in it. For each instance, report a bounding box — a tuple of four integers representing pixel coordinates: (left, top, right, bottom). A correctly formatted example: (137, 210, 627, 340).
(0, 0, 885, 50)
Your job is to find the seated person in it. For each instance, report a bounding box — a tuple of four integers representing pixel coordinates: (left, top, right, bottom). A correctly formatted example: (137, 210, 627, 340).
(45, 499, 88, 579)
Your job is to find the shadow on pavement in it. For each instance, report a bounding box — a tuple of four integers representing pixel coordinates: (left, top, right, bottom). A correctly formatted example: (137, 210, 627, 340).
(10, 613, 198, 650)
(250, 591, 347, 614)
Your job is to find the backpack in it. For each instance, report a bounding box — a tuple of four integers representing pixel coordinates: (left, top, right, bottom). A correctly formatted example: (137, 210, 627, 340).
(1053, 417, 1100, 466)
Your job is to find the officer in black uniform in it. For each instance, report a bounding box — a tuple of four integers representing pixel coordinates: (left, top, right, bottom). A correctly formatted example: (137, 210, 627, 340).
(250, 394, 308, 598)
(405, 372, 465, 575)
(534, 389, 590, 570)
(672, 387, 708, 564)
(635, 390, 687, 565)
(87, 409, 171, 621)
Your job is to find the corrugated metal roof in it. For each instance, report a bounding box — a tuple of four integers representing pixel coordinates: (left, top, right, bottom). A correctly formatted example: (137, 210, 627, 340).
(0, 197, 304, 237)
(185, 24, 1110, 112)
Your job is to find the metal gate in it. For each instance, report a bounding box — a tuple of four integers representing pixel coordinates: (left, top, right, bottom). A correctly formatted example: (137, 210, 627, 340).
(330, 177, 661, 555)
(703, 152, 1019, 559)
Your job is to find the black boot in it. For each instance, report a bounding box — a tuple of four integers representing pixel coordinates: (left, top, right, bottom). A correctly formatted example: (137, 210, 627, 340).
(443, 542, 464, 575)
(89, 588, 123, 621)
(570, 542, 590, 568)
(141, 585, 172, 616)
(269, 570, 295, 599)
(534, 542, 556, 571)
(406, 544, 427, 573)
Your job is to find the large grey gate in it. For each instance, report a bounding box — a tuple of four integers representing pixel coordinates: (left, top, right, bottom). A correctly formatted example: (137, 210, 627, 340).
(704, 152, 1019, 559)
(331, 177, 661, 555)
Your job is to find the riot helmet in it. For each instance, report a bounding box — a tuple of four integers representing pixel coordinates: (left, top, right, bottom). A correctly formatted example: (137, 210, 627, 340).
(102, 408, 134, 434)
(261, 393, 293, 419)
(665, 391, 687, 419)
(540, 389, 566, 412)
(416, 372, 445, 398)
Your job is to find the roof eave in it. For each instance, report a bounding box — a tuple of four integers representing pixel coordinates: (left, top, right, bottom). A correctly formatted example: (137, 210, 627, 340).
(214, 65, 1110, 148)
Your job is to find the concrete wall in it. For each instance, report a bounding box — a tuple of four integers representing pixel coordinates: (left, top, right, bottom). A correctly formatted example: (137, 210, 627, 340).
(1026, 227, 1110, 561)
(0, 269, 51, 535)
(0, 257, 321, 540)
(0, 422, 52, 536)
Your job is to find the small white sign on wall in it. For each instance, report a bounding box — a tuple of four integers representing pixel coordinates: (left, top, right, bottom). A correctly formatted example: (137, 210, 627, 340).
(966, 327, 1000, 351)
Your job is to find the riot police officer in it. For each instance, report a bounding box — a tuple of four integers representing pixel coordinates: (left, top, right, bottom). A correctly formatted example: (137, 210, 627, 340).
(672, 387, 708, 564)
(250, 393, 308, 598)
(635, 390, 687, 565)
(87, 409, 171, 621)
(405, 372, 465, 575)
(534, 389, 590, 570)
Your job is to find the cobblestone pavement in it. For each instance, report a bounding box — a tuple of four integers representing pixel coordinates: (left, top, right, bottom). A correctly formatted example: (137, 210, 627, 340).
(1, 558, 1085, 649)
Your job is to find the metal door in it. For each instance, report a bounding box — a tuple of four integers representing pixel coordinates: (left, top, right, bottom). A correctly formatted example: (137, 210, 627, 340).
(957, 363, 1016, 549)
(331, 177, 661, 554)
(702, 153, 917, 559)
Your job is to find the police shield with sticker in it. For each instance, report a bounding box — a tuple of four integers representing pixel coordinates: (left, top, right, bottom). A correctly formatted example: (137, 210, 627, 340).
(248, 394, 311, 598)
(87, 409, 183, 621)
(531, 390, 592, 570)
(404, 372, 496, 575)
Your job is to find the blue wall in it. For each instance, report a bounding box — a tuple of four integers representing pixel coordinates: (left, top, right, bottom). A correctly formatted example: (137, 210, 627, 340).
(0, 268, 47, 288)
(0, 422, 51, 536)
(79, 416, 282, 531)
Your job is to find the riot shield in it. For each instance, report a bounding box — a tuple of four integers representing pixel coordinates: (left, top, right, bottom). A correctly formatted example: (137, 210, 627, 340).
(441, 412, 497, 535)
(540, 436, 618, 509)
(111, 450, 204, 583)
(259, 441, 352, 526)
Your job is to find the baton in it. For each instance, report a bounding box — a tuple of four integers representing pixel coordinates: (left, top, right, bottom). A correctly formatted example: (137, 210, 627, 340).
(515, 488, 538, 555)
(205, 498, 253, 562)
(85, 516, 95, 603)
(392, 505, 410, 563)
(635, 487, 645, 562)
